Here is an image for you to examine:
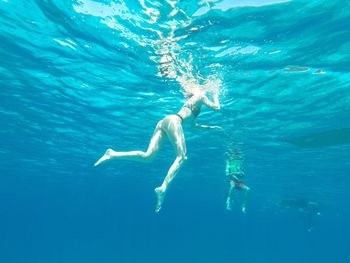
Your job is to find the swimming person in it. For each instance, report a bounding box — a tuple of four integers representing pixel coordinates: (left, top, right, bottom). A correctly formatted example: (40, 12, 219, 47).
(94, 88, 221, 213)
(277, 198, 321, 232)
(225, 156, 250, 213)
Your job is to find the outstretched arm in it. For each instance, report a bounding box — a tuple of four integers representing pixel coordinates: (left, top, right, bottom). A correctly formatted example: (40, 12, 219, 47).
(225, 160, 230, 175)
(202, 91, 221, 110)
(194, 123, 222, 129)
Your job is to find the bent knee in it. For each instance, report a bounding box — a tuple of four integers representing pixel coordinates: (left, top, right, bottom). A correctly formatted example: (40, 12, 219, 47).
(177, 154, 187, 163)
(142, 152, 156, 162)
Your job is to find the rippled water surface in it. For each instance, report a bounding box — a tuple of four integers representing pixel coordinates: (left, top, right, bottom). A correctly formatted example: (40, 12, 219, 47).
(1, 0, 350, 262)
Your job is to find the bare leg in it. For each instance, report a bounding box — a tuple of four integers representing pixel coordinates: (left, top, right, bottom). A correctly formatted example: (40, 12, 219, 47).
(155, 118, 187, 213)
(94, 123, 165, 166)
(226, 181, 235, 210)
(241, 186, 250, 213)
(155, 155, 186, 213)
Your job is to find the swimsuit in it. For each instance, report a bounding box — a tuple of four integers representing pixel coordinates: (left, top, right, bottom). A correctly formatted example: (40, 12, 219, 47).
(232, 180, 246, 190)
(174, 113, 184, 122)
(173, 103, 200, 123)
(228, 173, 246, 190)
(184, 104, 201, 118)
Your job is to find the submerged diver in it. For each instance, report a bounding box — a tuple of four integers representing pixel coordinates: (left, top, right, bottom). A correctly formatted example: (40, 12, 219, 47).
(94, 88, 221, 213)
(278, 198, 321, 215)
(277, 198, 321, 232)
(225, 156, 250, 213)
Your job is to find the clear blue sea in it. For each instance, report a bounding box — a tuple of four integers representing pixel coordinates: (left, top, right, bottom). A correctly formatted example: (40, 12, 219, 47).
(1, 0, 350, 262)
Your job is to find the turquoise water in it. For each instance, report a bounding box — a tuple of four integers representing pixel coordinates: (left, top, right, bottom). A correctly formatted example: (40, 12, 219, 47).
(1, 0, 350, 262)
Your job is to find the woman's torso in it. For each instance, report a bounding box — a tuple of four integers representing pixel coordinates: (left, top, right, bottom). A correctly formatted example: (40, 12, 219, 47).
(176, 94, 204, 122)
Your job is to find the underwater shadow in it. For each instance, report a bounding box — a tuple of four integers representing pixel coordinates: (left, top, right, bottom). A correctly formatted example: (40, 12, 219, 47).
(284, 128, 350, 148)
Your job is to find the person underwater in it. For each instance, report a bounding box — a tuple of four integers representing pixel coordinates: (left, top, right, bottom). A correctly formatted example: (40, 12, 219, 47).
(225, 156, 250, 213)
(95, 86, 221, 213)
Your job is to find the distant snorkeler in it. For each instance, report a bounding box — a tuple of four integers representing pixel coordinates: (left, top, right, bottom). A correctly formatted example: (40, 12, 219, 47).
(225, 155, 250, 213)
(94, 85, 221, 213)
(278, 197, 321, 232)
(278, 198, 321, 216)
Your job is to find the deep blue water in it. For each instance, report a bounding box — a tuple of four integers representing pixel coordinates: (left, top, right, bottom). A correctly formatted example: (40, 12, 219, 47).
(1, 0, 350, 262)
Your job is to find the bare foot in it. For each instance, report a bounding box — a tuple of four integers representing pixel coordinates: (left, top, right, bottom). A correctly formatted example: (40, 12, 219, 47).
(226, 199, 232, 211)
(94, 148, 114, 166)
(154, 186, 166, 213)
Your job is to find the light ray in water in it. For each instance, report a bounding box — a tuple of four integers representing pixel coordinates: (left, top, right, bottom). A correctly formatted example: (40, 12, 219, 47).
(148, 0, 225, 96)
